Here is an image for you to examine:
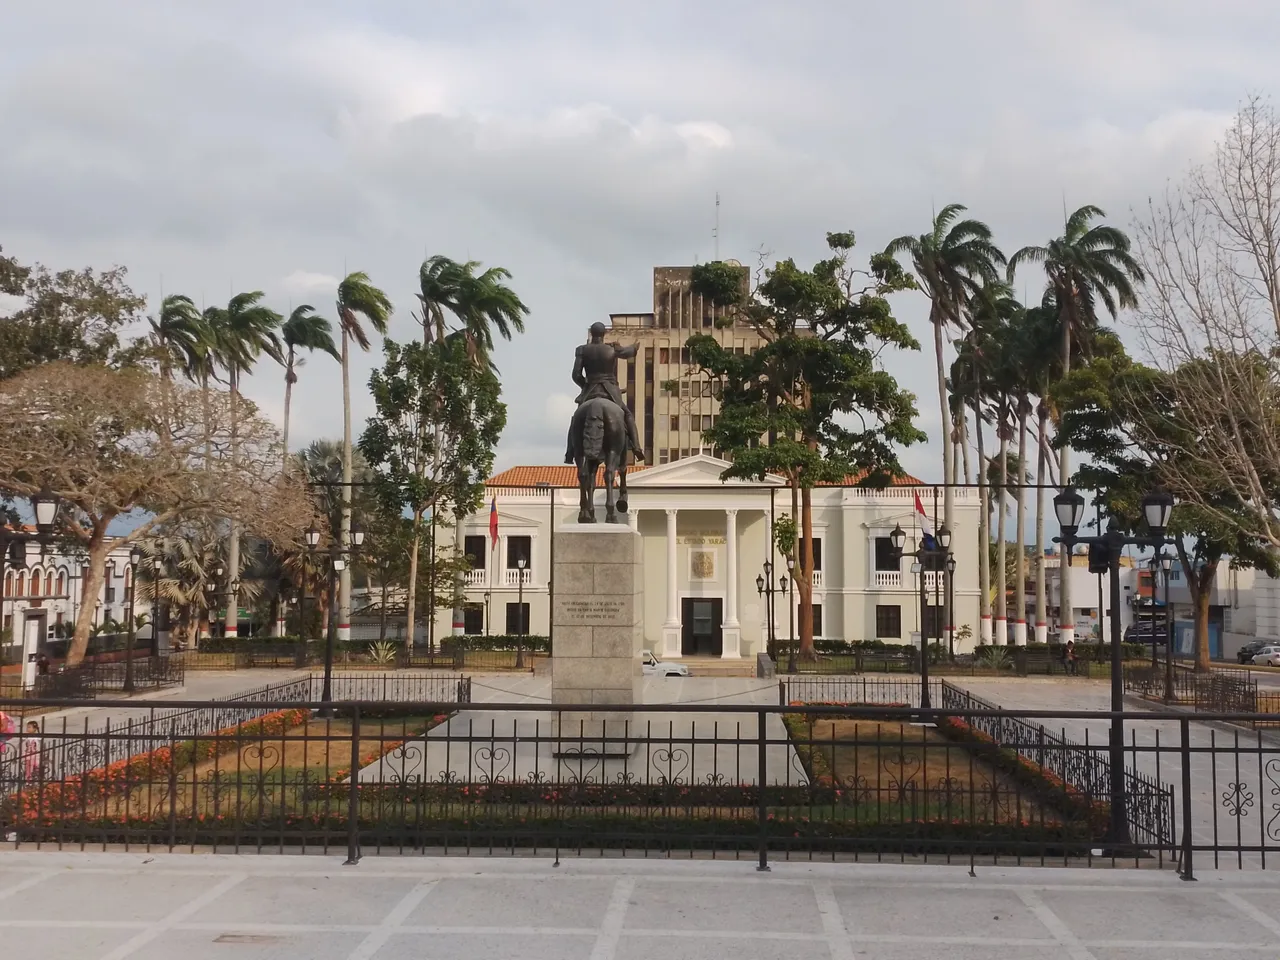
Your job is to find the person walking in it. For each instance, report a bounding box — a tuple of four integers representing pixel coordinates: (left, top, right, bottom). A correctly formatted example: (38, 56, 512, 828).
(21, 721, 42, 783)
(1065, 639, 1078, 676)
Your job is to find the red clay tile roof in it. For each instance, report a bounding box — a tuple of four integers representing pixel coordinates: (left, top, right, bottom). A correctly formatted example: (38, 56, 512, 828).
(486, 464, 922, 487)
(487, 464, 653, 487)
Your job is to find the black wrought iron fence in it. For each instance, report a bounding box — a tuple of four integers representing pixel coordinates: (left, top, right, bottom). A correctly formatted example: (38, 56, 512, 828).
(5, 690, 1273, 877)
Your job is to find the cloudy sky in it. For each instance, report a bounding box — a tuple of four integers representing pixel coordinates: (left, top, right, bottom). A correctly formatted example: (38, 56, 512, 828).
(2, 1, 1273, 481)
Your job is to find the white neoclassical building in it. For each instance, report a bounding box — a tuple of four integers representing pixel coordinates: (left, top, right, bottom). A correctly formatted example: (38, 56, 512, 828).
(433, 455, 981, 659)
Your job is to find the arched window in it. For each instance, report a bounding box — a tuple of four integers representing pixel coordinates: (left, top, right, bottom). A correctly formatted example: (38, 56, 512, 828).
(3, 572, 10, 597)
(57, 571, 66, 595)
(28, 570, 40, 597)
(16, 572, 25, 597)
(45, 571, 54, 595)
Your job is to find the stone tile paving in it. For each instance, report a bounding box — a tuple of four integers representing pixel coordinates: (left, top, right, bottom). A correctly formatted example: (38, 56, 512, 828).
(3, 853, 1280, 959)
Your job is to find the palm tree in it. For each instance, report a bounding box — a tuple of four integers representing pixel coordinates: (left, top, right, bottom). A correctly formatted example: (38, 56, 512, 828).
(149, 295, 210, 447)
(281, 305, 339, 471)
(961, 282, 1021, 643)
(335, 272, 393, 644)
(1009, 206, 1144, 643)
(209, 292, 283, 639)
(886, 205, 1005, 575)
(1022, 293, 1062, 645)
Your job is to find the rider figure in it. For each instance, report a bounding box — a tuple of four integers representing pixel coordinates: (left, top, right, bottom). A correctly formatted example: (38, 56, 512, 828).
(565, 321, 645, 463)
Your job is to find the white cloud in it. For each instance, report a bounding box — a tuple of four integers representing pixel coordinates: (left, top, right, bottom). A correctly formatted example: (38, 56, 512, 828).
(4, 2, 1280, 477)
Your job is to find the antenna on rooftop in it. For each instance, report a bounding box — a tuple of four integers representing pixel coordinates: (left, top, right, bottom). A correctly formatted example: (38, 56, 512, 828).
(713, 192, 720, 260)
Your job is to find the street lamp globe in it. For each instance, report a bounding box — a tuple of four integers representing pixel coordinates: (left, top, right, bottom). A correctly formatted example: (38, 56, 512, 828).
(305, 524, 321, 549)
(129, 545, 143, 566)
(779, 575, 788, 593)
(762, 559, 772, 577)
(1142, 488, 1175, 537)
(214, 563, 225, 578)
(889, 524, 907, 553)
(351, 523, 366, 548)
(31, 482, 58, 535)
(937, 526, 952, 550)
(517, 557, 527, 570)
(755, 573, 765, 595)
(1054, 486, 1086, 536)
(945, 554, 957, 575)
(1161, 553, 1174, 574)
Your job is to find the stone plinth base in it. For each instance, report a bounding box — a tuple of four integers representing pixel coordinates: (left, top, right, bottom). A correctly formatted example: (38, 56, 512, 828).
(551, 524, 644, 725)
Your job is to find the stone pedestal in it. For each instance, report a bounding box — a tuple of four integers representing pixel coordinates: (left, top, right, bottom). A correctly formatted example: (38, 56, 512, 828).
(551, 524, 644, 757)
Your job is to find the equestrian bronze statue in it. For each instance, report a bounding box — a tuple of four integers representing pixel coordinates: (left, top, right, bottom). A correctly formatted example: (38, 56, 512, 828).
(565, 322, 643, 523)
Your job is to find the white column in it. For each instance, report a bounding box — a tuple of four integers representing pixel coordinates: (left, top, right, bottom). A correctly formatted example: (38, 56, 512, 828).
(722, 508, 741, 658)
(662, 508, 681, 657)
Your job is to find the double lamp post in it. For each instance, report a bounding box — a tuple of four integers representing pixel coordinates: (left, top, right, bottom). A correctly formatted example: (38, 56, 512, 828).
(886, 523, 954, 709)
(755, 557, 793, 671)
(1053, 485, 1175, 847)
(300, 521, 364, 707)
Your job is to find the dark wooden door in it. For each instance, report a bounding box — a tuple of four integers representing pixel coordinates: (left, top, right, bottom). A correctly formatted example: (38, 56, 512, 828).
(681, 597, 723, 656)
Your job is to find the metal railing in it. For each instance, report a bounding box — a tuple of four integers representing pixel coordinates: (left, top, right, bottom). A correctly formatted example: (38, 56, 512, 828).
(6, 684, 1277, 876)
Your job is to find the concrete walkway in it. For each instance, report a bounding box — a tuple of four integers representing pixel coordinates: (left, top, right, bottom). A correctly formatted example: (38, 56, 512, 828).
(2, 852, 1279, 959)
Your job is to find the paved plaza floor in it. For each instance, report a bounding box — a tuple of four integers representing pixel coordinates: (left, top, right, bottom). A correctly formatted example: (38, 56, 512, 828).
(2, 851, 1279, 959)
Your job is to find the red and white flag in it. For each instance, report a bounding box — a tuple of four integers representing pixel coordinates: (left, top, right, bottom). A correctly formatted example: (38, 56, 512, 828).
(913, 492, 935, 546)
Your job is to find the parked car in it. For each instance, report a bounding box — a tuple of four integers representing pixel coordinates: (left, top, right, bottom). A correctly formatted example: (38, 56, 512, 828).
(641, 650, 689, 677)
(1252, 646, 1280, 667)
(1123, 621, 1167, 645)
(1238, 640, 1269, 664)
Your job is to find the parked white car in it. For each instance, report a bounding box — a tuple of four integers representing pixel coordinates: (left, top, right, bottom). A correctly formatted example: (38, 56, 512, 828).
(641, 650, 689, 677)
(1252, 646, 1280, 667)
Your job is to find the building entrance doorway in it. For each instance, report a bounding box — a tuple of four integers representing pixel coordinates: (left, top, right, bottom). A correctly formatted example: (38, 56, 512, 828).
(681, 597, 722, 656)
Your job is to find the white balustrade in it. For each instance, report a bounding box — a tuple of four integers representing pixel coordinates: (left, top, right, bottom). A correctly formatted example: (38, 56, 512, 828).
(504, 568, 531, 586)
(873, 570, 902, 588)
(812, 569, 824, 588)
(464, 569, 488, 587)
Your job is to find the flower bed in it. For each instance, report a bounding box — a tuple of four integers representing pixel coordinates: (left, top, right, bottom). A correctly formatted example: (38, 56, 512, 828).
(5, 708, 311, 820)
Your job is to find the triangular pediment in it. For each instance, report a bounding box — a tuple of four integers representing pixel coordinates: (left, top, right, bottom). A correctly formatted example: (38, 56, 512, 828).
(467, 509, 541, 528)
(626, 454, 787, 487)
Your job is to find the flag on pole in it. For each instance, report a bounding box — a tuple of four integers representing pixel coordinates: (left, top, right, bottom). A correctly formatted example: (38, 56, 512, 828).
(489, 497, 499, 548)
(913, 492, 935, 548)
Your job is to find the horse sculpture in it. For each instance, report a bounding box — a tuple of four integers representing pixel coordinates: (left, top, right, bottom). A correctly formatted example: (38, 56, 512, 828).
(568, 396, 629, 523)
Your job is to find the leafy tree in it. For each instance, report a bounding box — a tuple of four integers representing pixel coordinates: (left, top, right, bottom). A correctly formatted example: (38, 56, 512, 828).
(884, 205, 1005, 561)
(690, 232, 925, 660)
(280, 305, 339, 468)
(1055, 345, 1276, 669)
(1008, 205, 1144, 644)
(0, 363, 310, 664)
(0, 251, 146, 381)
(359, 336, 506, 646)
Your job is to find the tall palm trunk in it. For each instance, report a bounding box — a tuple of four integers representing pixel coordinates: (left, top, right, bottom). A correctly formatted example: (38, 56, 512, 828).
(974, 399, 991, 643)
(1057, 318, 1074, 644)
(932, 309, 955, 578)
(1034, 401, 1049, 644)
(339, 330, 353, 644)
(1013, 400, 1028, 645)
(282, 346, 296, 473)
(224, 367, 241, 639)
(995, 404, 1009, 646)
(958, 405, 971, 484)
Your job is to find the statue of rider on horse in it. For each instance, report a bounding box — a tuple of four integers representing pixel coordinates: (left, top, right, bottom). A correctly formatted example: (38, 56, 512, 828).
(564, 321, 644, 523)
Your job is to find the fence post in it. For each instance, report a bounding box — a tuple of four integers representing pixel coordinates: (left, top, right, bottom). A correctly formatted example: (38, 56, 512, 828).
(757, 708, 770, 872)
(345, 704, 362, 866)
(1178, 716, 1195, 881)
(778, 680, 784, 706)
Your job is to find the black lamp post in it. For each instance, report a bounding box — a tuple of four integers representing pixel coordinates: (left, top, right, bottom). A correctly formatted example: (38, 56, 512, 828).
(483, 589, 492, 638)
(515, 556, 527, 669)
(1054, 484, 1175, 849)
(123, 545, 142, 693)
(298, 523, 320, 666)
(887, 522, 952, 709)
(783, 558, 797, 674)
(1156, 552, 1175, 702)
(756, 559, 777, 662)
(946, 553, 958, 661)
(321, 522, 362, 711)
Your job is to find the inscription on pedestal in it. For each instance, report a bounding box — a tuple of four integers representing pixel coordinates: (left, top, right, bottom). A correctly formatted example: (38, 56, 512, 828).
(559, 597, 627, 625)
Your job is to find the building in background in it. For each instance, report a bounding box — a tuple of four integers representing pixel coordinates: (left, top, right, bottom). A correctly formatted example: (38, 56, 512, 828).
(609, 264, 763, 465)
(1, 536, 151, 668)
(434, 456, 982, 658)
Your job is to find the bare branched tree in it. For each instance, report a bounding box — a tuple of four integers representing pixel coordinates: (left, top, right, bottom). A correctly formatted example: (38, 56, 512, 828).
(0, 362, 313, 663)
(1130, 96, 1280, 549)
